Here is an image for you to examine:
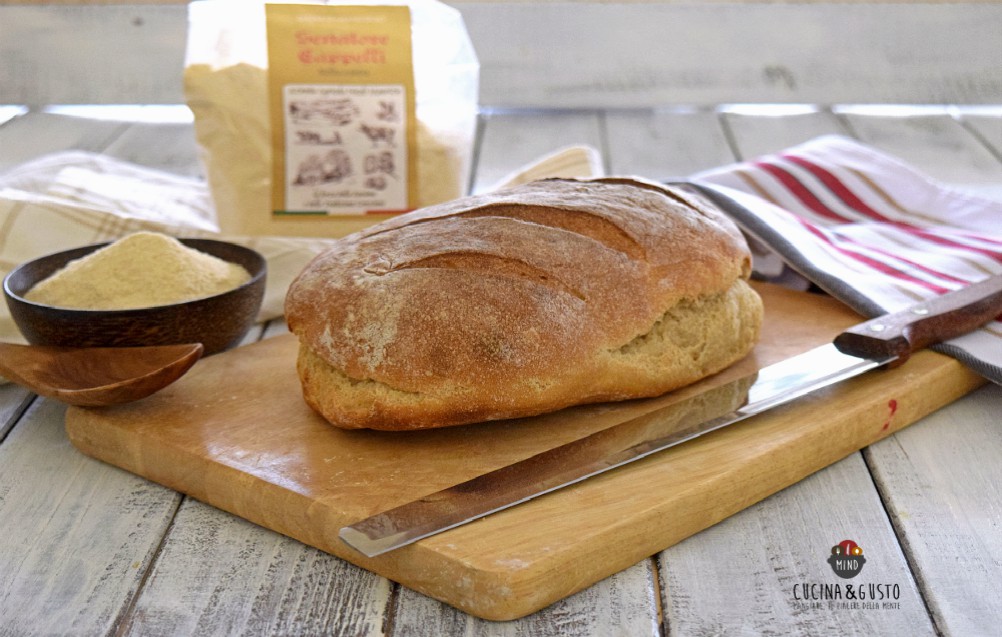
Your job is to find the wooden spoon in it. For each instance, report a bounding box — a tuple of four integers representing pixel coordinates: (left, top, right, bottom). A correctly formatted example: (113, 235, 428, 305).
(0, 342, 204, 407)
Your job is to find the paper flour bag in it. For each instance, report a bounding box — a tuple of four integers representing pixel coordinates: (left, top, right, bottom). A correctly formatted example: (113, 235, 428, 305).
(184, 0, 479, 238)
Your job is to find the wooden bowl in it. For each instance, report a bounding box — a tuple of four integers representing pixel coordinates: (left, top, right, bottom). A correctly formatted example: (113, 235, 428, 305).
(3, 238, 267, 355)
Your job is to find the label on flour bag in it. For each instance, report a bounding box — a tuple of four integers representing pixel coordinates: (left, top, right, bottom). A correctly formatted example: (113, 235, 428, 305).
(265, 4, 417, 217)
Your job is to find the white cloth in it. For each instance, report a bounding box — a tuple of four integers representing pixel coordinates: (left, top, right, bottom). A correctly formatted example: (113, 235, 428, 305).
(0, 152, 350, 345)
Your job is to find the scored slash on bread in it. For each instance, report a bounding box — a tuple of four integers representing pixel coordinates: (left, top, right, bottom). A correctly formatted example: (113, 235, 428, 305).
(285, 177, 764, 431)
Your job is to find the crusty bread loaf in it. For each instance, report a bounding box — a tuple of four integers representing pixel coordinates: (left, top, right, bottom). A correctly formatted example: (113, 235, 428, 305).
(285, 177, 763, 430)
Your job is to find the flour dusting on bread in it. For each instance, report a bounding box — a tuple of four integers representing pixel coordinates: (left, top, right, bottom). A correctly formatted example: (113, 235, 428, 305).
(285, 177, 763, 430)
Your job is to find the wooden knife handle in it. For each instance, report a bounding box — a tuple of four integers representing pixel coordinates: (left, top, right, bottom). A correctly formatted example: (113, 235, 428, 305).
(833, 273, 1002, 365)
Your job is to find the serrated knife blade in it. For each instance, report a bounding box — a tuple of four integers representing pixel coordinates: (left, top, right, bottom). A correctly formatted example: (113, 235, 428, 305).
(340, 273, 1002, 557)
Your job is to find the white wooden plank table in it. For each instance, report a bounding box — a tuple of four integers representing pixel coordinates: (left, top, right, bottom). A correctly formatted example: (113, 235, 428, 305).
(1, 103, 1000, 636)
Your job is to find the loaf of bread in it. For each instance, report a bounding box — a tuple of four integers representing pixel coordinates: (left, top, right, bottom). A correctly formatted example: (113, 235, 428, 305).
(285, 177, 763, 430)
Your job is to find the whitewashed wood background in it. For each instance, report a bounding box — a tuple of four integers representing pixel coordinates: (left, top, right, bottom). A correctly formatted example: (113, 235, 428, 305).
(2, 1, 1002, 107)
(2, 1, 1002, 635)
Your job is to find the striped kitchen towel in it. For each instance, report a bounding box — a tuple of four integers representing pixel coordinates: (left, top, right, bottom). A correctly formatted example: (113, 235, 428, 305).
(691, 134, 1002, 385)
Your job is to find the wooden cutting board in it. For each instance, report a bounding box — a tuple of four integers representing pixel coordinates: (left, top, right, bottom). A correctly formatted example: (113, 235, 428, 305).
(65, 282, 985, 620)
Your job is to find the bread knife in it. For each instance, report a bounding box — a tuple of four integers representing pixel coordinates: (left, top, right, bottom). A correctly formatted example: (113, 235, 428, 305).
(339, 273, 1002, 557)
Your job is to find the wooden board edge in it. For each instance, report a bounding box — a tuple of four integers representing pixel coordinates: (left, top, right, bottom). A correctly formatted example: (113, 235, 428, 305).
(63, 350, 986, 622)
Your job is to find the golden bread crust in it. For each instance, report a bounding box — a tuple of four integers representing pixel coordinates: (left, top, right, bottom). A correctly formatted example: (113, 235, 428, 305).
(285, 177, 762, 430)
